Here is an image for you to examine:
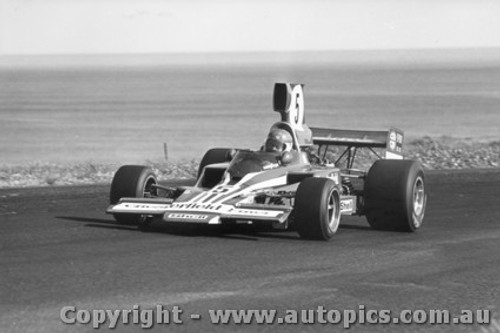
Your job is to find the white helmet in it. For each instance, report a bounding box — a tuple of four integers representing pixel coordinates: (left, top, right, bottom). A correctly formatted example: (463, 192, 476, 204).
(264, 129, 293, 152)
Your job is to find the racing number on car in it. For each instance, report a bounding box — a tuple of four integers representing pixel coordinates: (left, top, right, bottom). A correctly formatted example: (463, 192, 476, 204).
(289, 85, 304, 130)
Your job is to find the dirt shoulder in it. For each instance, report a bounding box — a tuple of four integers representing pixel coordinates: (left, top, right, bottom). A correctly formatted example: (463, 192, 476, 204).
(1, 137, 498, 188)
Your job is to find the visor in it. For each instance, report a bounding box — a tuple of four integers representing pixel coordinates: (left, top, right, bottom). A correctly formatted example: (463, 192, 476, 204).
(265, 138, 284, 152)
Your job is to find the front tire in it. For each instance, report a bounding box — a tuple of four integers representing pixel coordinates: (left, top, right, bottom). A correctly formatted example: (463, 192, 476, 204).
(109, 165, 157, 224)
(364, 160, 426, 232)
(295, 178, 341, 240)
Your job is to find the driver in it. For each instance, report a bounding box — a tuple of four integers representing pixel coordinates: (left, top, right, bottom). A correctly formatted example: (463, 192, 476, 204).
(264, 128, 293, 152)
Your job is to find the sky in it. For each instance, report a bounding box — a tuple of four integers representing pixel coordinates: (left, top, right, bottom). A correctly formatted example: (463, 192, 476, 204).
(1, 0, 500, 55)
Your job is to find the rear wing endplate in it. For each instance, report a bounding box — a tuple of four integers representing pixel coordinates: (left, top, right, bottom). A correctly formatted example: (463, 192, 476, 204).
(310, 127, 404, 159)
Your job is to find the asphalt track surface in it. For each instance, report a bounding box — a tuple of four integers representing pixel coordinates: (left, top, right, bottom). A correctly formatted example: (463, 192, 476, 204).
(1, 169, 499, 333)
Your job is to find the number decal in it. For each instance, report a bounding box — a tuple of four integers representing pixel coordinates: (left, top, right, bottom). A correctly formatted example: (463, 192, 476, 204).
(288, 85, 304, 130)
(272, 82, 305, 129)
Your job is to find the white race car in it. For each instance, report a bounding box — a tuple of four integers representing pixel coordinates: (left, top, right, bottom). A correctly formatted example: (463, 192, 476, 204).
(107, 83, 426, 240)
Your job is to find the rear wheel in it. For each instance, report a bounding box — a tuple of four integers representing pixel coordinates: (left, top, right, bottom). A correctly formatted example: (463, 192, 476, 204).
(109, 165, 157, 224)
(364, 160, 426, 232)
(295, 178, 341, 240)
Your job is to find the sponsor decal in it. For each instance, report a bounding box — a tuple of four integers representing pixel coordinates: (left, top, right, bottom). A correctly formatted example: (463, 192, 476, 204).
(262, 163, 279, 170)
(167, 213, 208, 220)
(396, 133, 403, 144)
(113, 203, 171, 212)
(167, 202, 225, 212)
(385, 151, 404, 160)
(165, 202, 283, 219)
(229, 208, 281, 218)
(389, 139, 397, 150)
(340, 198, 354, 213)
(388, 130, 403, 154)
(328, 172, 340, 185)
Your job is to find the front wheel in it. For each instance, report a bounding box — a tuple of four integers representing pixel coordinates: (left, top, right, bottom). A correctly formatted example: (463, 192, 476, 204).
(364, 160, 426, 232)
(109, 165, 157, 224)
(294, 178, 341, 240)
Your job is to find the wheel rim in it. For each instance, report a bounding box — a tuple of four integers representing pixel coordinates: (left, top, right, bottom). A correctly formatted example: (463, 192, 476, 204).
(143, 176, 157, 198)
(137, 176, 157, 225)
(412, 176, 425, 225)
(326, 190, 340, 232)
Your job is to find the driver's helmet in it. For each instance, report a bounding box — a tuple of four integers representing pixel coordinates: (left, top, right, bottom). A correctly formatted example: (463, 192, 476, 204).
(264, 128, 293, 152)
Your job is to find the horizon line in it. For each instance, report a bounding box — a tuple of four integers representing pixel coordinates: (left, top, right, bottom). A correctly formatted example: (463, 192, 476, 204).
(2, 46, 500, 58)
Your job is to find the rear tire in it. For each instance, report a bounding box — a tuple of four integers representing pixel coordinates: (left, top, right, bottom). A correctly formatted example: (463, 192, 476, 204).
(109, 165, 157, 224)
(364, 160, 426, 232)
(295, 178, 341, 240)
(197, 148, 233, 179)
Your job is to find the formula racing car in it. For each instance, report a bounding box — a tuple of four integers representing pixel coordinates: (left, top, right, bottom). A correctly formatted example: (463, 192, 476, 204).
(106, 83, 427, 240)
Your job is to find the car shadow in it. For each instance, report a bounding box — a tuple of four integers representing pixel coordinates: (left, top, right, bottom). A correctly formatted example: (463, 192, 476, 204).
(142, 223, 301, 241)
(55, 216, 138, 231)
(56, 215, 300, 241)
(339, 224, 372, 231)
(56, 215, 375, 239)
(57, 216, 118, 224)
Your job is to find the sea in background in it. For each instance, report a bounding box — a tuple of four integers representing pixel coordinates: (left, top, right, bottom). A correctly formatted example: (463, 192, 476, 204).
(1, 49, 500, 165)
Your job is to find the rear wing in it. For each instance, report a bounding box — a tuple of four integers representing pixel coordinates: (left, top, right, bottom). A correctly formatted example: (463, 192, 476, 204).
(269, 82, 404, 163)
(311, 127, 404, 160)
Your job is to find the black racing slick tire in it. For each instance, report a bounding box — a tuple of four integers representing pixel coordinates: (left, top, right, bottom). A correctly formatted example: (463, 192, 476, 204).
(109, 165, 157, 224)
(295, 178, 341, 241)
(197, 148, 233, 179)
(364, 160, 426, 232)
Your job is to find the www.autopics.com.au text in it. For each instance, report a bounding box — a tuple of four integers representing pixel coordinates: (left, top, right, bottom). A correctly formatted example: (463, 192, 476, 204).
(60, 305, 493, 329)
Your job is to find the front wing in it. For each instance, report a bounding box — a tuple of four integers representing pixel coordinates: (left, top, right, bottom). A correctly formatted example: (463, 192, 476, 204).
(107, 198, 292, 224)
